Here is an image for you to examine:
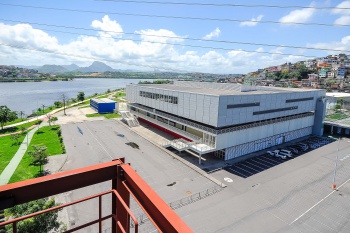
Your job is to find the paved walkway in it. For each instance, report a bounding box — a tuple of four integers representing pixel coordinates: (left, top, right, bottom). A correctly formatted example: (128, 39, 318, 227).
(0, 125, 41, 185)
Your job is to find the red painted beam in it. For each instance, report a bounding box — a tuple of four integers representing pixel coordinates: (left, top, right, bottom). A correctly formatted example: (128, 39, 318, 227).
(0, 160, 123, 209)
(121, 163, 193, 233)
(138, 117, 192, 141)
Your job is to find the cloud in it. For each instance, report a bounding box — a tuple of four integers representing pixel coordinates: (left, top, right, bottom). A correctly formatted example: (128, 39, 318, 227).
(279, 3, 316, 24)
(239, 15, 264, 27)
(306, 35, 350, 54)
(332, 1, 350, 24)
(91, 15, 123, 37)
(332, 1, 350, 15)
(0, 16, 341, 74)
(202, 28, 221, 40)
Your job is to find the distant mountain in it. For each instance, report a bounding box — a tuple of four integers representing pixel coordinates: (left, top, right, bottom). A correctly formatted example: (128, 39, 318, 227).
(15, 61, 116, 74)
(75, 61, 115, 73)
(62, 64, 79, 71)
(37, 65, 68, 73)
(17, 65, 40, 70)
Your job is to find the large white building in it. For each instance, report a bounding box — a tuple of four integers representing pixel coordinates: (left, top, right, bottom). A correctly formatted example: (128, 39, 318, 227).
(126, 82, 326, 161)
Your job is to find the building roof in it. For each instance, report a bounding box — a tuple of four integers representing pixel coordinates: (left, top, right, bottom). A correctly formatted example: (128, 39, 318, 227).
(91, 98, 116, 103)
(132, 81, 323, 96)
(326, 93, 350, 98)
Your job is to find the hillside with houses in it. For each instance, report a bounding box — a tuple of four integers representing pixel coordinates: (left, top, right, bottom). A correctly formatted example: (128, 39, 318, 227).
(236, 54, 350, 92)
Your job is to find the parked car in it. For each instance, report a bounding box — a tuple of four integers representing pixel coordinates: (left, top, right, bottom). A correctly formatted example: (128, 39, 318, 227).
(286, 147, 298, 154)
(279, 150, 292, 158)
(267, 151, 275, 156)
(274, 150, 287, 159)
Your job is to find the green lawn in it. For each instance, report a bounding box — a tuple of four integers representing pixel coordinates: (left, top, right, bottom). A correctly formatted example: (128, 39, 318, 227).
(4, 118, 26, 126)
(325, 113, 348, 121)
(86, 113, 121, 119)
(114, 92, 126, 98)
(0, 134, 26, 174)
(97, 94, 109, 99)
(9, 126, 65, 183)
(0, 120, 42, 135)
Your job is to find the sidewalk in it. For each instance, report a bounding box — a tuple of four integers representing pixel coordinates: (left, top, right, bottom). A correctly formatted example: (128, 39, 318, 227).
(0, 125, 41, 185)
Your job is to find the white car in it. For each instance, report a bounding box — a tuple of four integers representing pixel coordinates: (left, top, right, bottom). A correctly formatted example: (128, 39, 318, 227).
(274, 150, 287, 159)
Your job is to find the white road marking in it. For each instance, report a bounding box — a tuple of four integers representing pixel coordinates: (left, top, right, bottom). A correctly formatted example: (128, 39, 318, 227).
(84, 122, 114, 160)
(224, 177, 233, 183)
(290, 176, 350, 225)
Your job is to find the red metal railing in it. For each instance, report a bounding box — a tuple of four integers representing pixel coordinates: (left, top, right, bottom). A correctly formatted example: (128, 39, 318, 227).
(0, 159, 193, 233)
(0, 189, 138, 233)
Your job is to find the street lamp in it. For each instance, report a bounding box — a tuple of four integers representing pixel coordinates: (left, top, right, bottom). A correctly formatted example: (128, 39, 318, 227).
(332, 137, 340, 189)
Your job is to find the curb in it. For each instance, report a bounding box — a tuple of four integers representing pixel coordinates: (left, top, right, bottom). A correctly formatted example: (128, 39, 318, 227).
(115, 119, 227, 188)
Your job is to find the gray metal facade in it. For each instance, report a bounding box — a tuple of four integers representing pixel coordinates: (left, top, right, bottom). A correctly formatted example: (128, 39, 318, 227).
(126, 82, 326, 160)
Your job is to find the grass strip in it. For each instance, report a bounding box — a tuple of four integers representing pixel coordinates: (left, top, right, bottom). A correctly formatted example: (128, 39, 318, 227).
(0, 134, 26, 174)
(86, 113, 121, 119)
(9, 125, 65, 183)
(0, 120, 42, 135)
(325, 113, 348, 121)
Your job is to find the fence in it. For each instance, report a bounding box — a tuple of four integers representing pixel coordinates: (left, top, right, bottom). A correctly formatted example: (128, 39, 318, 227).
(130, 185, 223, 228)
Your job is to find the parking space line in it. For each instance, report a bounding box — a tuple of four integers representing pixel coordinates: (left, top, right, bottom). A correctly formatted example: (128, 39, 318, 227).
(260, 156, 282, 164)
(248, 159, 270, 169)
(245, 160, 267, 171)
(227, 167, 248, 178)
(231, 165, 254, 176)
(240, 163, 261, 173)
(254, 157, 273, 166)
(255, 157, 278, 167)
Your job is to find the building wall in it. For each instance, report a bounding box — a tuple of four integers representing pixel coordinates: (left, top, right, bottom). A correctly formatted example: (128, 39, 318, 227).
(127, 85, 325, 128)
(224, 126, 312, 160)
(90, 99, 115, 113)
(98, 103, 115, 113)
(126, 85, 220, 127)
(217, 91, 324, 127)
(215, 115, 314, 150)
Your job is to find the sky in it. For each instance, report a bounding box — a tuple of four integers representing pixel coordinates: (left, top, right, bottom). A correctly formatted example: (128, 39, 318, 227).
(0, 0, 349, 74)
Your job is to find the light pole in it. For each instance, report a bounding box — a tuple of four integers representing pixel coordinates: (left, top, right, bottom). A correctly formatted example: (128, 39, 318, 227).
(333, 137, 341, 189)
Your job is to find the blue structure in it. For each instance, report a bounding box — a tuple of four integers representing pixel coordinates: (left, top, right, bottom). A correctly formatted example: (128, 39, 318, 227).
(90, 98, 116, 113)
(338, 67, 346, 78)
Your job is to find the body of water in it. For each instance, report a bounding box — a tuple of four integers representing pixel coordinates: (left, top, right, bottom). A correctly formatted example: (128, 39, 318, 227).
(0, 78, 146, 115)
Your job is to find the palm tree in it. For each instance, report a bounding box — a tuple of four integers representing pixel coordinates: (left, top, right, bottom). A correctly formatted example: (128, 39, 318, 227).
(18, 111, 25, 121)
(41, 104, 46, 114)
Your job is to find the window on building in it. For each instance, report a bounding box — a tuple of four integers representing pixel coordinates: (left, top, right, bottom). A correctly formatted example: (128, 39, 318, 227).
(139, 91, 178, 104)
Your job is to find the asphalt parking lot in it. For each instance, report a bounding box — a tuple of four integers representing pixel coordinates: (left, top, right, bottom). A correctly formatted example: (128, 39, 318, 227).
(175, 137, 350, 233)
(225, 137, 335, 178)
(56, 114, 219, 232)
(49, 108, 350, 233)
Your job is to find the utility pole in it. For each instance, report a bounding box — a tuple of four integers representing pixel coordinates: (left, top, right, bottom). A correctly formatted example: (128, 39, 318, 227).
(332, 137, 340, 189)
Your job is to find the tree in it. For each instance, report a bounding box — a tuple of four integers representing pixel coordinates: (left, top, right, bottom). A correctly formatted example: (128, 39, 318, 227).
(5, 197, 63, 233)
(336, 98, 344, 112)
(50, 116, 58, 126)
(46, 113, 53, 127)
(41, 104, 46, 114)
(18, 111, 25, 121)
(28, 145, 48, 174)
(77, 92, 85, 102)
(0, 105, 17, 130)
(59, 94, 68, 116)
(334, 104, 341, 112)
(54, 101, 62, 108)
(10, 134, 21, 146)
